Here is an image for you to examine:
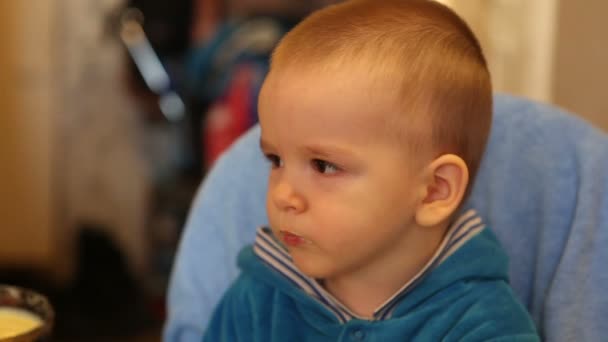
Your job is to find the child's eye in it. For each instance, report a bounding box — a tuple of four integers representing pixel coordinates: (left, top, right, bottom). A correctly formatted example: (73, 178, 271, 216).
(312, 159, 340, 175)
(264, 154, 283, 168)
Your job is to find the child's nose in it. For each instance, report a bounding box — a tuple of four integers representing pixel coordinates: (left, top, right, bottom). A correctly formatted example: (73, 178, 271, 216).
(270, 178, 307, 213)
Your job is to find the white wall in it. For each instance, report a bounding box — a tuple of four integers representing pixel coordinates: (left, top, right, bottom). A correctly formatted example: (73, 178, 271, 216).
(451, 0, 606, 131)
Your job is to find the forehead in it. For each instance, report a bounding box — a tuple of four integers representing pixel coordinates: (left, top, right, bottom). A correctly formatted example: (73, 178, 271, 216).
(258, 67, 403, 144)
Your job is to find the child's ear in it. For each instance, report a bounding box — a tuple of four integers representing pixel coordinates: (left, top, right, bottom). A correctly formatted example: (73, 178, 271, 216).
(415, 154, 469, 227)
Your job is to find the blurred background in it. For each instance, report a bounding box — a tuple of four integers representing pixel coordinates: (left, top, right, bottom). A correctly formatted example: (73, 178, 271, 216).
(0, 0, 605, 340)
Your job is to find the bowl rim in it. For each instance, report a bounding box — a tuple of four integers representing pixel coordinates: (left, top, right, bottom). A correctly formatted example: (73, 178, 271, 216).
(0, 284, 55, 341)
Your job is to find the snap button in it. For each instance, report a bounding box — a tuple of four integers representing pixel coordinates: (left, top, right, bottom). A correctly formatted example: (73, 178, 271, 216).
(351, 329, 365, 340)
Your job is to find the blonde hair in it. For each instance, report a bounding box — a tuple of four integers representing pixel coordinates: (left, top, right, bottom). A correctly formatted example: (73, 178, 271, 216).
(270, 0, 492, 190)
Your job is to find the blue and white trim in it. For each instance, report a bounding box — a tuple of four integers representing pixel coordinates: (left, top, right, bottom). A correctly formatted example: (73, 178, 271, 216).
(253, 209, 486, 323)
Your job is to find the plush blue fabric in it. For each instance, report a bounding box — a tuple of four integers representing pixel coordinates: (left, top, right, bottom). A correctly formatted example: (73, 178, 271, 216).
(203, 228, 538, 342)
(164, 94, 608, 342)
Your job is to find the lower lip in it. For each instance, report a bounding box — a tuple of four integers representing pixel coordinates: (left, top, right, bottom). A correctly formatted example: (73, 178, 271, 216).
(282, 232, 304, 247)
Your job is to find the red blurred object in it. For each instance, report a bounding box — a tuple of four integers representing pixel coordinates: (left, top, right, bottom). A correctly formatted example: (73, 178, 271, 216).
(203, 64, 257, 166)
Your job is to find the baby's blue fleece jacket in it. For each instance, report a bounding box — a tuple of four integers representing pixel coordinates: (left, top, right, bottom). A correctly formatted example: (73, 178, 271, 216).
(203, 228, 539, 342)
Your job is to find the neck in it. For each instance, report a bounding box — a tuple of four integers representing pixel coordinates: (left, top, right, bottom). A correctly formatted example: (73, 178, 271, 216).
(323, 223, 448, 318)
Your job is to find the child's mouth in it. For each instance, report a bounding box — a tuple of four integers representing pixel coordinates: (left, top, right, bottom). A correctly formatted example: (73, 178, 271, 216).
(281, 231, 305, 247)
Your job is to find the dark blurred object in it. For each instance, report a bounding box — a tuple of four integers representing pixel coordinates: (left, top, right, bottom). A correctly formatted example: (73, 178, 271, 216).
(121, 8, 186, 123)
(0, 226, 157, 341)
(191, 0, 225, 44)
(53, 226, 156, 340)
(127, 0, 194, 58)
(120, 2, 200, 175)
(185, 17, 291, 166)
(117, 4, 204, 329)
(122, 0, 194, 126)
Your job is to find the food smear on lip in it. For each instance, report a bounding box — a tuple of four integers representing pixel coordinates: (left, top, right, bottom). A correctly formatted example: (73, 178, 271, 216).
(281, 231, 305, 247)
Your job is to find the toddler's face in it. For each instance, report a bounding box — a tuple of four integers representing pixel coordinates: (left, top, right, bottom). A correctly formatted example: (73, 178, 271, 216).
(258, 69, 428, 281)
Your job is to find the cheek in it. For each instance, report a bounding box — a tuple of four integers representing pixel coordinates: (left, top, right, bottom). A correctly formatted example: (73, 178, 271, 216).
(316, 183, 392, 223)
(265, 193, 279, 228)
(310, 198, 380, 246)
(315, 182, 414, 234)
(265, 192, 272, 214)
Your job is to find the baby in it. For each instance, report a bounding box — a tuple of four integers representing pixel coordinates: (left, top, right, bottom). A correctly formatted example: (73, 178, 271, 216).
(204, 0, 539, 340)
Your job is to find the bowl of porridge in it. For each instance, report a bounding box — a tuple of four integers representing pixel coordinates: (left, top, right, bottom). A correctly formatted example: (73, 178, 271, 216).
(0, 285, 54, 342)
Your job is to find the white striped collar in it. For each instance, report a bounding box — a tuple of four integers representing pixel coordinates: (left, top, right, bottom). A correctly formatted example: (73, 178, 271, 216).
(253, 209, 486, 323)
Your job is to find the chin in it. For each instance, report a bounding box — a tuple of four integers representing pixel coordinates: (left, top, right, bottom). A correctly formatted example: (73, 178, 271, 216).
(291, 255, 334, 280)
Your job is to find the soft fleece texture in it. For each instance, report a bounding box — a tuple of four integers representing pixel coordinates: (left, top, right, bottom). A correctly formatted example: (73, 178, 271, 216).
(203, 228, 538, 341)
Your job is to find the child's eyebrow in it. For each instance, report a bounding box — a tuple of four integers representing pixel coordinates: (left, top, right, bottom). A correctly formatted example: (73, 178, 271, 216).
(304, 144, 354, 158)
(259, 139, 357, 158)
